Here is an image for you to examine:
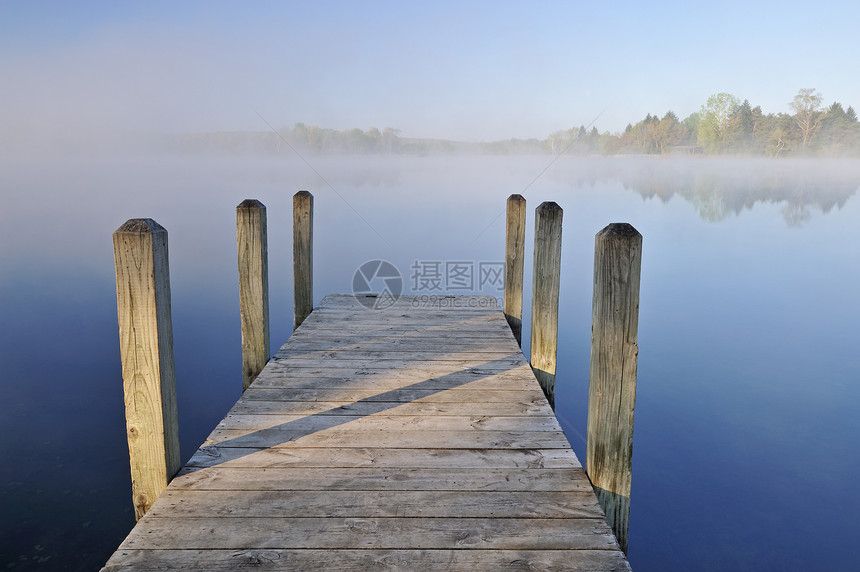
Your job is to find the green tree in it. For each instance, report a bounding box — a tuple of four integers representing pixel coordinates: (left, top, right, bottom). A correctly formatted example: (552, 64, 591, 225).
(653, 111, 688, 153)
(789, 88, 823, 151)
(726, 100, 755, 153)
(697, 93, 740, 153)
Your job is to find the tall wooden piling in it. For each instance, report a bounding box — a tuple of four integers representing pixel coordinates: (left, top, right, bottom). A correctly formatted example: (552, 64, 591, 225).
(112, 218, 180, 521)
(236, 199, 270, 391)
(586, 222, 642, 554)
(530, 202, 562, 409)
(504, 194, 526, 346)
(293, 190, 313, 329)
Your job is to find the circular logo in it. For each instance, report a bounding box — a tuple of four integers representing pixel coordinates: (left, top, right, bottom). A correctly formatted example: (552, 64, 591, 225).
(352, 260, 403, 310)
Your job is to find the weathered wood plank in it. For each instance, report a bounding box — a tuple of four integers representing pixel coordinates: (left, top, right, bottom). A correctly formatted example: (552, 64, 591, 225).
(279, 336, 517, 350)
(117, 517, 617, 550)
(242, 387, 548, 403)
(202, 429, 573, 449)
(169, 467, 594, 492)
(318, 294, 501, 311)
(244, 378, 539, 393)
(184, 446, 581, 470)
(213, 413, 563, 432)
(253, 364, 537, 380)
(288, 321, 513, 333)
(148, 489, 604, 518)
(268, 357, 529, 371)
(249, 367, 542, 391)
(225, 400, 550, 417)
(264, 359, 531, 375)
(104, 549, 632, 571)
(274, 350, 523, 362)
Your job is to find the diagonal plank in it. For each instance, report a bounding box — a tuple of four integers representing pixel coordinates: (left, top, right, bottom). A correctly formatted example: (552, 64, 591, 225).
(102, 295, 631, 571)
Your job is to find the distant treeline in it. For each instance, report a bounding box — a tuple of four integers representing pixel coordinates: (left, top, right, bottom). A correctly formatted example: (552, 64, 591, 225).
(557, 89, 860, 157)
(164, 89, 860, 157)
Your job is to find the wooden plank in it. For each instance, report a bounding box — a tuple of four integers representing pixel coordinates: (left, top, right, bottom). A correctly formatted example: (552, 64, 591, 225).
(264, 359, 531, 374)
(213, 414, 562, 432)
(112, 218, 180, 521)
(318, 294, 501, 311)
(244, 377, 540, 393)
(169, 467, 594, 492)
(289, 323, 513, 334)
(273, 350, 521, 362)
(117, 517, 618, 550)
(104, 549, 632, 571)
(279, 336, 517, 349)
(242, 387, 548, 403)
(202, 429, 573, 449)
(266, 357, 529, 370)
(225, 400, 551, 417)
(148, 489, 604, 518)
(257, 366, 536, 387)
(184, 446, 581, 469)
(291, 322, 513, 334)
(236, 199, 270, 391)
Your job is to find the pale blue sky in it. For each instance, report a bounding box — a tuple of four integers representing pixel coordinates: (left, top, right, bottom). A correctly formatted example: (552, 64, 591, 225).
(2, 1, 859, 141)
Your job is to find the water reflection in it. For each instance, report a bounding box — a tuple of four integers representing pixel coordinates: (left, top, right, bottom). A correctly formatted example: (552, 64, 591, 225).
(546, 157, 860, 225)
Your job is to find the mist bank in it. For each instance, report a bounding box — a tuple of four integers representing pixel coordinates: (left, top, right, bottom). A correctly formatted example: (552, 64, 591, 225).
(8, 87, 860, 159)
(129, 100, 860, 159)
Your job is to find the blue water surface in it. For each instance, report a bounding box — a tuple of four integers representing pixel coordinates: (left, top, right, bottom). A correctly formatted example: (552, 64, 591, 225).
(1, 154, 858, 571)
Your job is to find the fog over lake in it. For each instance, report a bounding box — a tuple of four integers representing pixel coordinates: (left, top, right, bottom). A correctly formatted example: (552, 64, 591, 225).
(1, 153, 859, 570)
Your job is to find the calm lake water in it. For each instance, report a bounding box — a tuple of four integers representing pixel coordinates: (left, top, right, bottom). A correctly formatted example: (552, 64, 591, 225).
(1, 154, 859, 571)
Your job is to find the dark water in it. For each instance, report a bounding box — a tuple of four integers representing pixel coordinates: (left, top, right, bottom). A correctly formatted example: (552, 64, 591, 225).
(1, 154, 859, 571)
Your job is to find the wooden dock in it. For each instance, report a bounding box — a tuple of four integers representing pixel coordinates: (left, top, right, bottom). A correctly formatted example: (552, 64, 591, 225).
(102, 294, 631, 571)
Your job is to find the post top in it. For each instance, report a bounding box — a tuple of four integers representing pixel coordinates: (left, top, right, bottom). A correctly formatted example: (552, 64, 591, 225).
(115, 218, 166, 235)
(597, 222, 641, 239)
(294, 190, 313, 198)
(237, 198, 265, 209)
(536, 201, 562, 211)
(507, 193, 526, 202)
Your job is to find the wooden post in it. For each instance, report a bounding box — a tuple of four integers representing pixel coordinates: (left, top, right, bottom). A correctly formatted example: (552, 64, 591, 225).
(529, 201, 562, 409)
(293, 190, 313, 330)
(113, 219, 180, 521)
(237, 199, 270, 391)
(586, 222, 642, 554)
(504, 194, 526, 346)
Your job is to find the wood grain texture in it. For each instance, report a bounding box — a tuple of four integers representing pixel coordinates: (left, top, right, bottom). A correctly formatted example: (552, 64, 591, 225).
(113, 219, 180, 521)
(183, 446, 581, 470)
(103, 294, 629, 570)
(530, 202, 563, 409)
(586, 223, 642, 554)
(237, 199, 270, 391)
(103, 549, 631, 571)
(293, 190, 313, 329)
(116, 517, 619, 550)
(504, 194, 526, 345)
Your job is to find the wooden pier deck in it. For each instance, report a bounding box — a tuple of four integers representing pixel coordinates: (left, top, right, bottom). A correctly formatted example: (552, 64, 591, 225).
(102, 294, 631, 571)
